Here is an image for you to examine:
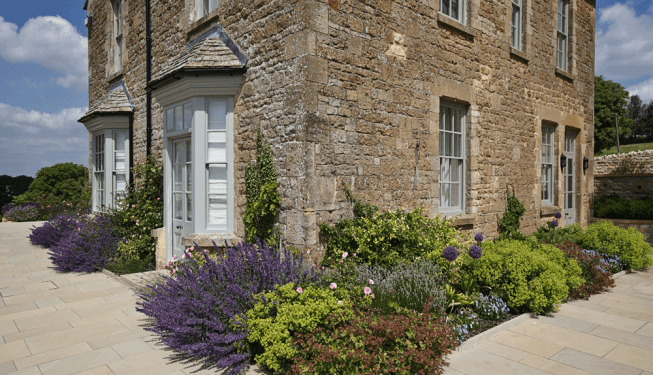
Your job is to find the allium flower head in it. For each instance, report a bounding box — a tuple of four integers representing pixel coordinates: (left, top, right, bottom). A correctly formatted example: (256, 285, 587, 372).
(330, 283, 337, 289)
(554, 212, 562, 219)
(469, 245, 482, 259)
(474, 233, 483, 242)
(551, 220, 559, 228)
(364, 287, 372, 295)
(296, 287, 303, 294)
(443, 246, 459, 261)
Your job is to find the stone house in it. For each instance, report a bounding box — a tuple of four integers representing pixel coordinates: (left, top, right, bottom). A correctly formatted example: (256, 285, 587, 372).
(79, 0, 596, 266)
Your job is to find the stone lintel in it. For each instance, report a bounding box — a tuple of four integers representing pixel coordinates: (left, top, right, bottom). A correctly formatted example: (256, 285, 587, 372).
(540, 205, 562, 216)
(181, 233, 243, 248)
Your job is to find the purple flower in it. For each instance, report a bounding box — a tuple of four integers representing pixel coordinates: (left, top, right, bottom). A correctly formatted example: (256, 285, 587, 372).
(474, 233, 484, 242)
(469, 245, 482, 259)
(551, 220, 559, 228)
(554, 212, 562, 219)
(443, 246, 459, 261)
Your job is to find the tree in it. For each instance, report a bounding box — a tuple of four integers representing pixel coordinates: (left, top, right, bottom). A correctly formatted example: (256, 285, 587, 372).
(642, 101, 653, 139)
(14, 163, 90, 209)
(0, 175, 34, 211)
(594, 76, 633, 153)
(627, 95, 645, 140)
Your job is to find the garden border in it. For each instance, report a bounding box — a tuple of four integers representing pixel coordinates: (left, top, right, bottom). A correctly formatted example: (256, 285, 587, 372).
(450, 269, 628, 355)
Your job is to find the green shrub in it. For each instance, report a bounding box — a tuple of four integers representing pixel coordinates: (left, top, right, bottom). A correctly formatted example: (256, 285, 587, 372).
(466, 239, 583, 314)
(594, 195, 653, 220)
(14, 163, 90, 215)
(289, 305, 458, 375)
(572, 220, 653, 270)
(532, 223, 584, 246)
(320, 203, 469, 270)
(109, 156, 163, 272)
(497, 187, 526, 241)
(242, 283, 352, 373)
(244, 126, 281, 246)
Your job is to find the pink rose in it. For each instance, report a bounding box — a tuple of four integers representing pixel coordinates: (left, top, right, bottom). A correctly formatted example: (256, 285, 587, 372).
(339, 260, 343, 264)
(371, 294, 375, 299)
(330, 283, 337, 289)
(369, 279, 374, 285)
(296, 287, 303, 294)
(364, 287, 372, 295)
(342, 252, 348, 258)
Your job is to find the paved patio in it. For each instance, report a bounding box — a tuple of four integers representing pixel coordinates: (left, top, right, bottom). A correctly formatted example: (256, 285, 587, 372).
(0, 222, 268, 375)
(2, 221, 653, 375)
(444, 266, 653, 374)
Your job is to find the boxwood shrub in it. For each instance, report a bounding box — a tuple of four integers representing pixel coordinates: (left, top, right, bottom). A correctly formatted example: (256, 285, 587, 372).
(465, 239, 583, 314)
(572, 220, 653, 270)
(594, 195, 653, 220)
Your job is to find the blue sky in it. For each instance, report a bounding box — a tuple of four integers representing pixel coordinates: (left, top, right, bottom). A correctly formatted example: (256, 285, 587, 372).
(1, 1, 652, 177)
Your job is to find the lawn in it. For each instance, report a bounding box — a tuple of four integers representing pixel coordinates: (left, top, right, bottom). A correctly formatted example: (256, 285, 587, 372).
(597, 141, 653, 156)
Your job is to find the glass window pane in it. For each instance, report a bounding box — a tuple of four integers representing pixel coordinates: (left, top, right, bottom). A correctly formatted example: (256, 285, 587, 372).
(209, 0, 218, 12)
(445, 107, 453, 131)
(208, 132, 227, 163)
(186, 193, 192, 222)
(186, 139, 192, 163)
(115, 152, 125, 171)
(174, 193, 182, 220)
(451, 0, 459, 19)
(454, 134, 462, 157)
(445, 133, 453, 156)
(184, 103, 193, 129)
(186, 164, 192, 192)
(207, 100, 227, 130)
(208, 165, 228, 194)
(208, 164, 228, 227)
(451, 159, 460, 182)
(567, 193, 573, 209)
(451, 182, 459, 207)
(440, 111, 445, 130)
(174, 165, 183, 192)
(167, 109, 174, 131)
(454, 109, 462, 132)
(440, 158, 450, 183)
(442, 0, 450, 16)
(439, 134, 445, 156)
(115, 173, 126, 193)
(175, 105, 183, 131)
(114, 131, 127, 151)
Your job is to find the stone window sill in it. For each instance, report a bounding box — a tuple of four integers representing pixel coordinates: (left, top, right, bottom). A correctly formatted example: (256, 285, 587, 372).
(510, 47, 529, 62)
(181, 233, 242, 248)
(540, 205, 561, 217)
(187, 8, 221, 37)
(437, 13, 476, 38)
(108, 70, 124, 84)
(555, 68, 574, 81)
(448, 214, 476, 227)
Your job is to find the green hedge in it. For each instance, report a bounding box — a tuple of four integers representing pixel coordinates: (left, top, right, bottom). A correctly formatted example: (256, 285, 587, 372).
(594, 195, 653, 220)
(466, 238, 583, 314)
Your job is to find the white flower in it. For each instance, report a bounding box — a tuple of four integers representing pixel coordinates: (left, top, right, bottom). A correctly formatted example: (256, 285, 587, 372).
(337, 300, 342, 304)
(342, 252, 348, 258)
(330, 283, 337, 289)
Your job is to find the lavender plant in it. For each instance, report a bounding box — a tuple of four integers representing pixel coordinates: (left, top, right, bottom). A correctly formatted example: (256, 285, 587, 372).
(49, 214, 119, 272)
(137, 240, 317, 375)
(29, 214, 81, 248)
(4, 203, 40, 222)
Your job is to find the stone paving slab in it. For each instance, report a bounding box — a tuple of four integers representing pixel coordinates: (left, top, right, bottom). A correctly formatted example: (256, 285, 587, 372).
(444, 266, 653, 375)
(0, 222, 268, 375)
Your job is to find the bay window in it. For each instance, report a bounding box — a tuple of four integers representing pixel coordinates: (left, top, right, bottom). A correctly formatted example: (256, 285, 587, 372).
(91, 128, 129, 211)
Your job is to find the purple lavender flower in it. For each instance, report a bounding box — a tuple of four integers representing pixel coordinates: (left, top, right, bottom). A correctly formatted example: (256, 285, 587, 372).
(551, 220, 559, 228)
(443, 246, 459, 261)
(469, 245, 482, 259)
(554, 212, 562, 219)
(137, 239, 317, 375)
(30, 214, 80, 248)
(474, 233, 484, 242)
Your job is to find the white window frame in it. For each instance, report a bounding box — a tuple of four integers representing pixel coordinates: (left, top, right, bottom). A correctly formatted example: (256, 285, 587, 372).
(440, 0, 465, 24)
(439, 101, 466, 216)
(197, 0, 218, 20)
(91, 128, 130, 212)
(541, 125, 555, 206)
(556, 0, 568, 71)
(163, 97, 235, 235)
(112, 0, 123, 72)
(511, 0, 522, 50)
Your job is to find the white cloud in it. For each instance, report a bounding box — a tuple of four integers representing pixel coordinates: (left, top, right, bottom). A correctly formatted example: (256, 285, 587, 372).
(596, 3, 653, 81)
(0, 16, 88, 90)
(0, 103, 87, 134)
(627, 77, 653, 103)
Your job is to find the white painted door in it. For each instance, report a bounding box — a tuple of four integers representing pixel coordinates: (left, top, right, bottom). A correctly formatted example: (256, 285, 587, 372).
(171, 137, 193, 258)
(564, 131, 575, 224)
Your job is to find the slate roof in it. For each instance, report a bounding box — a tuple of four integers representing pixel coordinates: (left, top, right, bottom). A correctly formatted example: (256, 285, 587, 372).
(79, 82, 133, 123)
(152, 38, 245, 83)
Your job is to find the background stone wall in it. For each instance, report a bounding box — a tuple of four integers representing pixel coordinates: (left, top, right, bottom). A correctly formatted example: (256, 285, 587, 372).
(594, 150, 653, 175)
(594, 174, 653, 199)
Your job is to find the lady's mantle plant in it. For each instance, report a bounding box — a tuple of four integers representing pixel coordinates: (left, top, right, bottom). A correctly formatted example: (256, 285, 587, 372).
(137, 240, 315, 375)
(244, 127, 281, 246)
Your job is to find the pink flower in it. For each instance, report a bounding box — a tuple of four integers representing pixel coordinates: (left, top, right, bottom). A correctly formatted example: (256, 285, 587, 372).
(132, 205, 135, 208)
(371, 294, 375, 299)
(364, 287, 372, 295)
(321, 266, 325, 270)
(204, 249, 209, 254)
(136, 220, 140, 223)
(369, 279, 374, 285)
(296, 287, 303, 294)
(339, 260, 343, 264)
(353, 253, 356, 257)
(330, 283, 337, 289)
(189, 246, 194, 251)
(342, 252, 348, 258)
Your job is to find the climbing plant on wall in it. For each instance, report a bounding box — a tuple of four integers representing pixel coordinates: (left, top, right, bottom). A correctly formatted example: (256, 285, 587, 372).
(244, 126, 281, 245)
